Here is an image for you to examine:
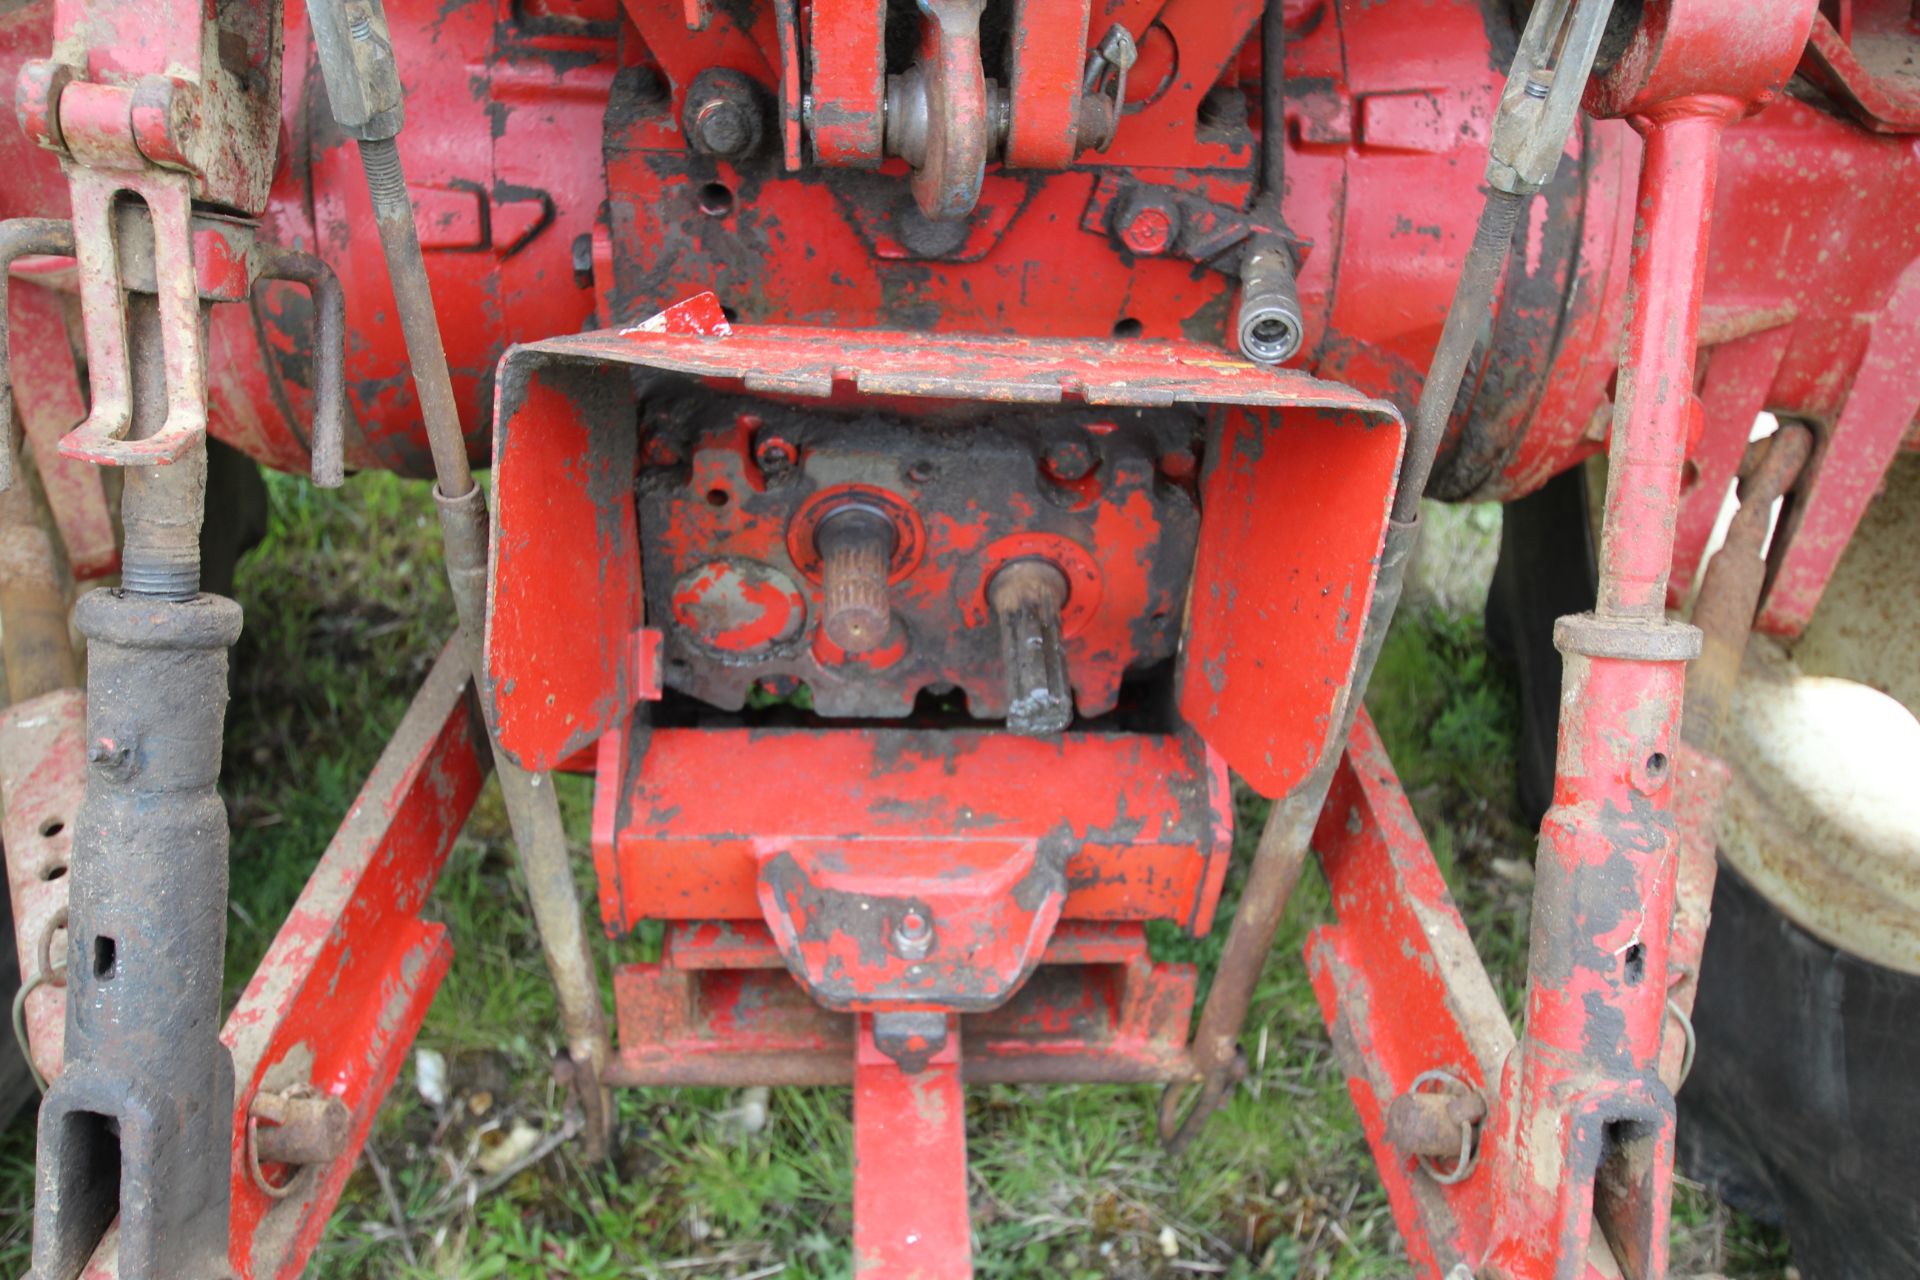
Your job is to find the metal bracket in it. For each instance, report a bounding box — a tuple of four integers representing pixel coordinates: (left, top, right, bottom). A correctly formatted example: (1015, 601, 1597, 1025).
(0, 194, 345, 483)
(1485, 0, 1617, 196)
(1080, 172, 1308, 271)
(754, 837, 1068, 1012)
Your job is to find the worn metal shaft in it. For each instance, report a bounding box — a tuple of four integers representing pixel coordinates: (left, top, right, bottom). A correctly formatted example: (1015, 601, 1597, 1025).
(0, 219, 76, 494)
(817, 506, 895, 655)
(353, 119, 611, 1156)
(34, 589, 241, 1280)
(358, 138, 473, 498)
(436, 486, 612, 1154)
(989, 559, 1072, 736)
(1683, 423, 1812, 752)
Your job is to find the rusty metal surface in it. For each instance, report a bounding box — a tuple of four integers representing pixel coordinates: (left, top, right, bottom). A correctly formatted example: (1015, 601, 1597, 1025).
(1664, 424, 1815, 1093)
(1757, 256, 1920, 635)
(4, 280, 118, 582)
(1303, 710, 1515, 1275)
(0, 218, 74, 491)
(1165, 513, 1415, 1155)
(1684, 423, 1813, 750)
(1171, 158, 1553, 1156)
(1385, 1083, 1488, 1163)
(1660, 741, 1728, 1093)
(32, 216, 252, 1280)
(635, 392, 1198, 724)
(1178, 398, 1402, 799)
(218, 642, 486, 1279)
(356, 137, 474, 498)
(0, 1, 1906, 1275)
(757, 836, 1066, 1013)
(115, 300, 210, 599)
(438, 479, 612, 1161)
(23, 0, 283, 214)
(54, 170, 215, 470)
(529, 318, 1400, 407)
(34, 589, 244, 1280)
(1799, 6, 1920, 133)
(2, 174, 343, 487)
(1793, 450, 1920, 714)
(312, 12, 617, 1164)
(893, 0, 990, 221)
(0, 0, 1900, 571)
(1484, 14, 1819, 1275)
(489, 317, 1402, 774)
(248, 1090, 351, 1168)
(0, 451, 79, 701)
(805, 0, 884, 165)
(1003, 0, 1091, 170)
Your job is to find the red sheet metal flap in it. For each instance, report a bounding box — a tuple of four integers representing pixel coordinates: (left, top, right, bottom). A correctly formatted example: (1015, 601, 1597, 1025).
(594, 726, 1229, 934)
(1180, 400, 1404, 798)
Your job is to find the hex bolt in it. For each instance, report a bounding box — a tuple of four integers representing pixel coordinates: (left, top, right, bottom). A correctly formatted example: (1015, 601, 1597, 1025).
(1043, 436, 1096, 483)
(683, 68, 764, 159)
(1111, 189, 1182, 257)
(989, 559, 1073, 735)
(892, 908, 934, 961)
(815, 506, 897, 654)
(754, 431, 799, 478)
(695, 99, 753, 154)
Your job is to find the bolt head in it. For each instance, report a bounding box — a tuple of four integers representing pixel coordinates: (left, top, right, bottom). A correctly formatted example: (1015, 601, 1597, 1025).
(891, 910, 934, 960)
(695, 99, 754, 155)
(1120, 205, 1176, 256)
(1044, 438, 1096, 482)
(754, 434, 798, 476)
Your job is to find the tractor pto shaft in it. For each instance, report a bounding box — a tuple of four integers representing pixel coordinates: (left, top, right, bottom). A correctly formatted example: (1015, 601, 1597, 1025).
(305, 0, 613, 1158)
(816, 506, 895, 654)
(988, 560, 1073, 736)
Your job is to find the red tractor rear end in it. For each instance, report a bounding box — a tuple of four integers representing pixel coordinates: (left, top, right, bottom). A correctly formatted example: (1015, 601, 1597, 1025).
(1, 0, 1917, 1275)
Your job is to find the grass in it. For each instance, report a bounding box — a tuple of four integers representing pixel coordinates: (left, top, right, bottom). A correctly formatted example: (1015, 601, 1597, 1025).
(0, 483, 1792, 1277)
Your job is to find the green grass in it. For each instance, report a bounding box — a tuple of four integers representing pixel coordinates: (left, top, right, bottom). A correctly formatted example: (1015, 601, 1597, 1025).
(0, 480, 1790, 1277)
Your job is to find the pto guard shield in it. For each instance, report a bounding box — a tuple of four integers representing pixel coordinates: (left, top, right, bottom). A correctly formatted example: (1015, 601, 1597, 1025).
(485, 299, 1406, 799)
